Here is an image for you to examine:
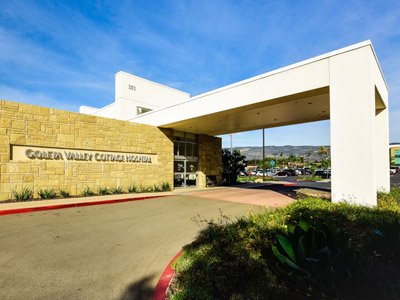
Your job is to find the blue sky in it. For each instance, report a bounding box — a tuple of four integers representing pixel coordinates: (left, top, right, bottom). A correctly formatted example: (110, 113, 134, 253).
(1, 1, 399, 148)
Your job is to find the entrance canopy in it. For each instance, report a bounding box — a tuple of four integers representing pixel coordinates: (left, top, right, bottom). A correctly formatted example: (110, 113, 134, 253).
(132, 41, 386, 136)
(132, 40, 390, 206)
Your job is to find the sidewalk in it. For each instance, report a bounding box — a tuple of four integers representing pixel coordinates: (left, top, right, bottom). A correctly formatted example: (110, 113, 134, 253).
(0, 184, 289, 213)
(0, 186, 229, 212)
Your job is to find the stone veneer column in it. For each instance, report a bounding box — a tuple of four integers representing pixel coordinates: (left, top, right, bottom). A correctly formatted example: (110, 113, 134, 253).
(197, 134, 222, 186)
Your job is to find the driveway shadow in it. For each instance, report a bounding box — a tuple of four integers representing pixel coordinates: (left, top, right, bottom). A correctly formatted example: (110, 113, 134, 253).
(120, 274, 155, 300)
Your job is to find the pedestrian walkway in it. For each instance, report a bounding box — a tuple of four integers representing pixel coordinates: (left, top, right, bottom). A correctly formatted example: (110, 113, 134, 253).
(184, 185, 294, 207)
(0, 184, 294, 214)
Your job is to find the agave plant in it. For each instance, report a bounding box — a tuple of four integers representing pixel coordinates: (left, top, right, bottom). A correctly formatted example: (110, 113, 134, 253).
(161, 182, 171, 192)
(128, 184, 137, 193)
(110, 186, 124, 194)
(12, 187, 34, 201)
(98, 187, 111, 195)
(59, 190, 70, 198)
(38, 188, 58, 199)
(271, 220, 356, 295)
(81, 187, 95, 197)
(371, 219, 400, 256)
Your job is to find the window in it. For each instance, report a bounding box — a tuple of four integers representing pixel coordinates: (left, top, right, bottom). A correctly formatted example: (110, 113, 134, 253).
(186, 143, 193, 157)
(173, 131, 198, 158)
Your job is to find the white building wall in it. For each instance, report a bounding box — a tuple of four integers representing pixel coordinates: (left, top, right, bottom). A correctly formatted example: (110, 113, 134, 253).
(79, 105, 99, 115)
(79, 71, 190, 120)
(329, 46, 389, 206)
(115, 71, 189, 107)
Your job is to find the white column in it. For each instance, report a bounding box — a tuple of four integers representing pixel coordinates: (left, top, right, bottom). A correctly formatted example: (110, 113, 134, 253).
(375, 103, 390, 192)
(329, 47, 378, 206)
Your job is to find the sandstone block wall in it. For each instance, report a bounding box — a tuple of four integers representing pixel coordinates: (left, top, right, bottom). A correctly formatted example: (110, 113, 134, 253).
(198, 134, 222, 184)
(0, 100, 174, 201)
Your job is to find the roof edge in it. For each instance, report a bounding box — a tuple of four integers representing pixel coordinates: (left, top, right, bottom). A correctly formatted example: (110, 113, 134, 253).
(132, 40, 387, 121)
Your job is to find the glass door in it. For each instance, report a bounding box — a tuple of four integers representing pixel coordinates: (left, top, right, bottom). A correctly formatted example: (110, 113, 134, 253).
(173, 131, 198, 188)
(185, 161, 197, 187)
(174, 160, 197, 188)
(174, 160, 185, 188)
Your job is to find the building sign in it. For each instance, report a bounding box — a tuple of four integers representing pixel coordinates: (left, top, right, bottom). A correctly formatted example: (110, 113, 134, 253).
(11, 145, 157, 164)
(395, 149, 400, 165)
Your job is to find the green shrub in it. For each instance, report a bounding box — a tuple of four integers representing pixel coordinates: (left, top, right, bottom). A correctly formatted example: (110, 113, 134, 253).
(170, 197, 400, 299)
(297, 175, 323, 182)
(135, 185, 144, 193)
(153, 184, 163, 192)
(81, 187, 95, 197)
(128, 184, 137, 193)
(98, 187, 111, 195)
(110, 186, 124, 194)
(12, 187, 34, 201)
(161, 182, 171, 192)
(272, 220, 356, 296)
(370, 219, 400, 257)
(59, 190, 70, 198)
(378, 187, 400, 207)
(237, 175, 273, 183)
(38, 188, 58, 199)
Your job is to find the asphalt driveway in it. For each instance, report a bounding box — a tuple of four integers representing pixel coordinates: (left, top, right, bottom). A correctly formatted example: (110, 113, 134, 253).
(0, 195, 264, 300)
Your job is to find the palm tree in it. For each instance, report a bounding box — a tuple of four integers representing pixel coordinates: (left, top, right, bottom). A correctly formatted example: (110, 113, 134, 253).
(318, 146, 328, 161)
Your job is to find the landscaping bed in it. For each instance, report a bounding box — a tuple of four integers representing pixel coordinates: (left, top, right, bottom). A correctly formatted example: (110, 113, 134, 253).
(236, 176, 274, 183)
(296, 175, 324, 182)
(295, 188, 331, 200)
(5, 182, 171, 203)
(168, 188, 400, 299)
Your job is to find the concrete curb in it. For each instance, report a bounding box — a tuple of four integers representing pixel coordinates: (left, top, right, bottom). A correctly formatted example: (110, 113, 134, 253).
(152, 250, 182, 300)
(0, 195, 167, 216)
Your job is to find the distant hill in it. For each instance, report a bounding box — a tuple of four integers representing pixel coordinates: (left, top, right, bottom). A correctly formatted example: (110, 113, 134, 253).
(231, 146, 330, 161)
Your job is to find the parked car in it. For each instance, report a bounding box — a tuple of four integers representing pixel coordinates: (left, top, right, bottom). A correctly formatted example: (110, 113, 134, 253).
(256, 169, 274, 176)
(294, 169, 302, 175)
(285, 169, 297, 176)
(255, 169, 264, 176)
(274, 171, 290, 177)
(314, 169, 331, 179)
(390, 168, 397, 175)
(302, 168, 313, 175)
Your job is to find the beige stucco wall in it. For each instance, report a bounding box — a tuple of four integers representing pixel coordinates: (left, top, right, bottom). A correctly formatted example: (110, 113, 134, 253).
(198, 134, 222, 185)
(0, 100, 174, 201)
